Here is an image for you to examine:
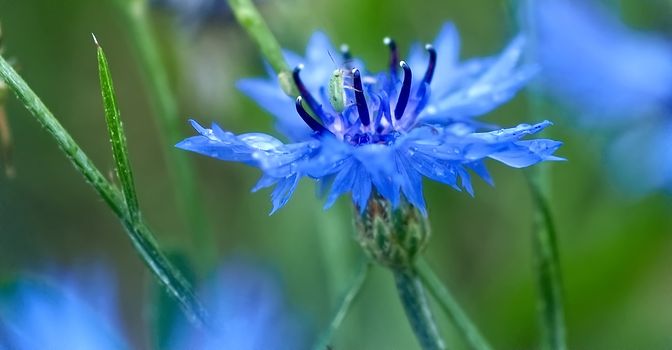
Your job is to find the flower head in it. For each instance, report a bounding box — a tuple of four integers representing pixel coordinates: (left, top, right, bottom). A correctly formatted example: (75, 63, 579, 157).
(533, 0, 672, 194)
(0, 268, 128, 350)
(534, 0, 672, 123)
(169, 259, 306, 350)
(151, 0, 232, 26)
(178, 23, 563, 214)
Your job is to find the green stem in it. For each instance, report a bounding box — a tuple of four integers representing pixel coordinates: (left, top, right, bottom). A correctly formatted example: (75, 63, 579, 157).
(0, 54, 208, 327)
(115, 0, 216, 269)
(313, 261, 371, 350)
(513, 1, 567, 347)
(227, 0, 297, 96)
(527, 171, 566, 350)
(416, 259, 493, 350)
(394, 267, 447, 350)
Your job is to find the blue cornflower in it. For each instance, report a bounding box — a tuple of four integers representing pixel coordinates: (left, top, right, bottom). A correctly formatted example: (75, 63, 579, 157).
(151, 0, 232, 26)
(533, 0, 672, 194)
(177, 24, 563, 214)
(169, 259, 306, 350)
(0, 268, 129, 350)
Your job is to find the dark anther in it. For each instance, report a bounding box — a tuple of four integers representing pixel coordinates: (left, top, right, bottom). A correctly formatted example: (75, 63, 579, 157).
(295, 97, 328, 134)
(422, 44, 437, 85)
(383, 37, 399, 76)
(352, 69, 370, 126)
(394, 61, 412, 120)
(292, 65, 325, 121)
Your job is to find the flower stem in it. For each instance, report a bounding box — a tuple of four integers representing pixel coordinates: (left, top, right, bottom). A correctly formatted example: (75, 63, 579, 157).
(313, 261, 371, 350)
(115, 0, 216, 270)
(0, 54, 208, 328)
(394, 267, 447, 350)
(226, 0, 298, 96)
(527, 169, 566, 350)
(416, 259, 493, 350)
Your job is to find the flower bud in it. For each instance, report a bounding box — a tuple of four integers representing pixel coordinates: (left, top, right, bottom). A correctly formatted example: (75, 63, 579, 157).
(354, 194, 430, 269)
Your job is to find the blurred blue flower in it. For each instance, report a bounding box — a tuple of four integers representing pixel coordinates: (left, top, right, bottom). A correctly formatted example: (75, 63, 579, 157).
(178, 24, 563, 214)
(151, 0, 232, 26)
(534, 0, 672, 194)
(0, 268, 129, 350)
(534, 0, 672, 123)
(170, 259, 306, 350)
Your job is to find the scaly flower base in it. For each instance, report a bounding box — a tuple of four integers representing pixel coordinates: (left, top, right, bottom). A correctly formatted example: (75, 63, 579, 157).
(354, 193, 445, 350)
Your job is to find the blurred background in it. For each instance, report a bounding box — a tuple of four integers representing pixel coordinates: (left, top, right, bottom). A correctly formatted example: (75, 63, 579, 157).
(0, 0, 671, 349)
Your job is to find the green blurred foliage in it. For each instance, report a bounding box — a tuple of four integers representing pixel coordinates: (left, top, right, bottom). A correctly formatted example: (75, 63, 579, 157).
(0, 0, 670, 349)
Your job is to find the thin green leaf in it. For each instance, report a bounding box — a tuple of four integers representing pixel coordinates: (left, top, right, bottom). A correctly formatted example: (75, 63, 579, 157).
(527, 169, 567, 350)
(95, 36, 140, 224)
(114, 0, 216, 270)
(416, 259, 494, 350)
(0, 54, 208, 328)
(313, 261, 371, 350)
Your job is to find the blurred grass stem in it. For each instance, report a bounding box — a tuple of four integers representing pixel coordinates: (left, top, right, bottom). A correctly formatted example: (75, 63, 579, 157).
(527, 168, 566, 350)
(227, 0, 298, 96)
(417, 259, 493, 350)
(313, 261, 371, 350)
(510, 1, 568, 348)
(0, 54, 208, 328)
(115, 0, 216, 269)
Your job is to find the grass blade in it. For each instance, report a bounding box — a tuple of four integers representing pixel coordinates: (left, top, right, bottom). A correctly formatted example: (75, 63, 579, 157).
(95, 35, 140, 223)
(114, 0, 216, 270)
(0, 53, 208, 327)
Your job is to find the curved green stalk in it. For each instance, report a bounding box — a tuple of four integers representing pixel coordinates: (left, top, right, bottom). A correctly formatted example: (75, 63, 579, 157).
(416, 259, 493, 350)
(508, 1, 568, 348)
(114, 0, 216, 269)
(226, 0, 297, 96)
(394, 267, 447, 350)
(0, 54, 208, 327)
(527, 170, 566, 350)
(313, 261, 371, 350)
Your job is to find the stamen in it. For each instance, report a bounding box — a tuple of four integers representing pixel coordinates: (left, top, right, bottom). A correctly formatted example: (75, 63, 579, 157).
(383, 37, 398, 76)
(340, 44, 352, 62)
(352, 69, 370, 126)
(295, 97, 328, 134)
(292, 65, 325, 121)
(394, 61, 412, 120)
(422, 44, 437, 85)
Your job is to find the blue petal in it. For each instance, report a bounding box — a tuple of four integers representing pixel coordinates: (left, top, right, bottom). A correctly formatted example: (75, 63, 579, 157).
(457, 167, 474, 196)
(1, 270, 128, 350)
(467, 160, 494, 186)
(408, 22, 461, 93)
(282, 49, 304, 69)
(535, 0, 672, 123)
(607, 119, 672, 195)
(421, 36, 536, 123)
(489, 139, 564, 168)
(407, 150, 461, 191)
(252, 174, 279, 193)
(236, 78, 313, 141)
(353, 144, 400, 207)
(395, 152, 427, 215)
(176, 120, 256, 164)
(270, 174, 300, 214)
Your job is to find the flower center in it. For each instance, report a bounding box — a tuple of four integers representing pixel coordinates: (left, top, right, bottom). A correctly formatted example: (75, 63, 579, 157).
(292, 38, 437, 146)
